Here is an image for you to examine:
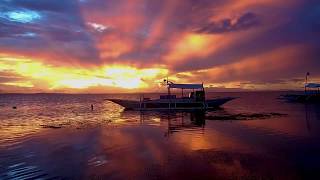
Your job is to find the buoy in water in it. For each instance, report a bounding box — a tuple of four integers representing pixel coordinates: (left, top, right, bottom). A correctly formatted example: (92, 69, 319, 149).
(12, 106, 17, 109)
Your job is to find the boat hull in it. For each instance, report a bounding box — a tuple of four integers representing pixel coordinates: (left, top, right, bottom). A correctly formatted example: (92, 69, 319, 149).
(107, 97, 235, 111)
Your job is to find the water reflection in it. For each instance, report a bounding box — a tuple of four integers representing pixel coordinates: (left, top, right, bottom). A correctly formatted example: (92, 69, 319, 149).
(304, 104, 320, 133)
(140, 111, 205, 135)
(1, 93, 320, 179)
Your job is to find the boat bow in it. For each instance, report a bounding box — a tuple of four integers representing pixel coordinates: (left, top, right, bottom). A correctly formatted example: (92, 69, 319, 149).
(107, 99, 140, 110)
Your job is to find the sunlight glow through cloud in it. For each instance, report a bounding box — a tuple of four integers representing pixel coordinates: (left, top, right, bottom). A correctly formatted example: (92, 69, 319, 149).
(0, 56, 168, 91)
(87, 22, 109, 32)
(16, 32, 37, 37)
(0, 0, 319, 92)
(0, 10, 41, 23)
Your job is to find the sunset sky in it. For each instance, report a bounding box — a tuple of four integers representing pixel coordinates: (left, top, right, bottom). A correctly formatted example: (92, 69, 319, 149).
(0, 0, 319, 93)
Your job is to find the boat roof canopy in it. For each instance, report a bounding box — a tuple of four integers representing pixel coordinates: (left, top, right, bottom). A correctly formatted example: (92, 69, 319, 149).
(168, 83, 203, 89)
(305, 83, 320, 88)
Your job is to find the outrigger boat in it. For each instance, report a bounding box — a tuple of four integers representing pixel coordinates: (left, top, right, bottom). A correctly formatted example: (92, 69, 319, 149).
(281, 83, 320, 103)
(281, 72, 320, 103)
(107, 80, 235, 111)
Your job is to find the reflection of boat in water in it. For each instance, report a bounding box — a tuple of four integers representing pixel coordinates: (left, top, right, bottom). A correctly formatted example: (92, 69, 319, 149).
(108, 80, 235, 111)
(165, 112, 206, 135)
(137, 111, 206, 135)
(281, 93, 320, 103)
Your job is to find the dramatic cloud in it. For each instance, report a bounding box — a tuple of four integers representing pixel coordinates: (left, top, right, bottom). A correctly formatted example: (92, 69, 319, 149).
(0, 0, 99, 65)
(195, 12, 260, 34)
(0, 0, 319, 92)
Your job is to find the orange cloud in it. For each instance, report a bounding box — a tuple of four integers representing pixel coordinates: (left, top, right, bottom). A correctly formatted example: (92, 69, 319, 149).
(142, 0, 180, 48)
(163, 26, 262, 69)
(164, 33, 224, 64)
(212, 0, 300, 21)
(171, 44, 313, 90)
(81, 0, 146, 32)
(1, 0, 319, 93)
(0, 55, 168, 92)
(98, 34, 134, 59)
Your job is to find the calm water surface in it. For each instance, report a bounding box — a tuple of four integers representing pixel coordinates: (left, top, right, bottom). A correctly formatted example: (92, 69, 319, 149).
(0, 92, 320, 179)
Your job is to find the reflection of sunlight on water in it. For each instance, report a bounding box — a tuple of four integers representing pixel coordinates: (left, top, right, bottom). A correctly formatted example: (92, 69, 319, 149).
(0, 125, 42, 148)
(0, 93, 320, 179)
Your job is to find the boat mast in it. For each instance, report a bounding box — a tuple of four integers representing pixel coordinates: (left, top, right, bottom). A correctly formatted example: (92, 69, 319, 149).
(166, 77, 172, 110)
(166, 77, 171, 97)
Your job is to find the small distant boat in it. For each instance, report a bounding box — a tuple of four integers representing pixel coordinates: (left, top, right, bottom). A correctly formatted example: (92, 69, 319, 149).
(281, 72, 320, 103)
(107, 80, 235, 111)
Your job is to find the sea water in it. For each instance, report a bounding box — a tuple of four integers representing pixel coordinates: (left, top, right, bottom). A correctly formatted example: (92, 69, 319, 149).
(0, 92, 319, 179)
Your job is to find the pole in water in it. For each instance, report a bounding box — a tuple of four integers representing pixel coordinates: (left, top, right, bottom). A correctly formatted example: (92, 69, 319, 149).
(305, 72, 310, 94)
(91, 104, 93, 111)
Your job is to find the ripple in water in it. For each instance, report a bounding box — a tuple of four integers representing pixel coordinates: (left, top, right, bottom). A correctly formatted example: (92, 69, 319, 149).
(0, 93, 320, 178)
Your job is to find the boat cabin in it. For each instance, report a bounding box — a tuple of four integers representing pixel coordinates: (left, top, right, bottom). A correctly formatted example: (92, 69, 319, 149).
(164, 81, 205, 101)
(305, 83, 320, 95)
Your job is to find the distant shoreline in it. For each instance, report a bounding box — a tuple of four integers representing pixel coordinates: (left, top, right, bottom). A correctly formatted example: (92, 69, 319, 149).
(0, 90, 305, 95)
